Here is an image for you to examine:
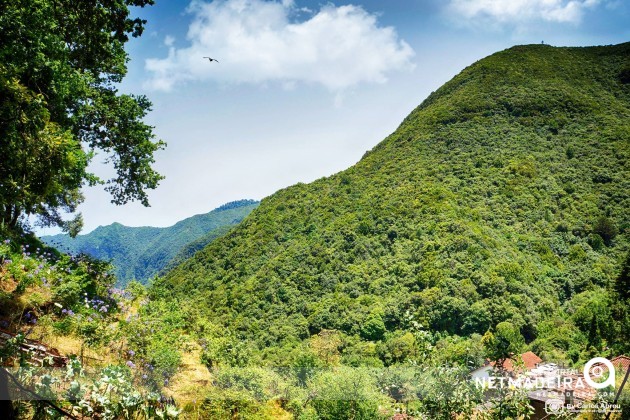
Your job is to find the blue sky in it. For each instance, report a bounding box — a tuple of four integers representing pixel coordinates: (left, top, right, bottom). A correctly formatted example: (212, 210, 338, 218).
(41, 0, 630, 234)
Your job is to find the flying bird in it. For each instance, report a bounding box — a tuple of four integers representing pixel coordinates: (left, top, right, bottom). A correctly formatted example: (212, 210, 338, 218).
(203, 57, 219, 63)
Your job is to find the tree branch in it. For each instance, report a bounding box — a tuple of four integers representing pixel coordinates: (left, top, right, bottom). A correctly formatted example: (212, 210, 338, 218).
(2, 368, 78, 420)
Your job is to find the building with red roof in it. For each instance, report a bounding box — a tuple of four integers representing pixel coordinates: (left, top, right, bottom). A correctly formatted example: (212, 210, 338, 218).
(612, 355, 630, 372)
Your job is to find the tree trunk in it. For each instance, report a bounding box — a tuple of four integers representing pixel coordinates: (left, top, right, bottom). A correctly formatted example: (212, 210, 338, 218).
(9, 206, 20, 230)
(1, 205, 21, 230)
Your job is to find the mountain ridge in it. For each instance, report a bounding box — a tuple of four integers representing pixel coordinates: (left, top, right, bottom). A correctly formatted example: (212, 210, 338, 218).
(42, 199, 259, 285)
(152, 43, 629, 365)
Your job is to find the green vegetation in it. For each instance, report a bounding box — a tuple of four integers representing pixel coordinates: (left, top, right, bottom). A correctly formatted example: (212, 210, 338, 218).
(143, 43, 629, 417)
(0, 231, 180, 418)
(2, 19, 629, 415)
(0, 0, 163, 235)
(42, 200, 259, 285)
(481, 321, 525, 370)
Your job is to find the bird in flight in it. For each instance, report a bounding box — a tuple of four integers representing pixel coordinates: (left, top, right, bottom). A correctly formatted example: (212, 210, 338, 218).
(203, 57, 219, 63)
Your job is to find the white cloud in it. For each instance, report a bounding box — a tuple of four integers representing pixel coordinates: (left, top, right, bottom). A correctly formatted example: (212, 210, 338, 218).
(144, 0, 414, 91)
(164, 35, 176, 47)
(446, 0, 603, 25)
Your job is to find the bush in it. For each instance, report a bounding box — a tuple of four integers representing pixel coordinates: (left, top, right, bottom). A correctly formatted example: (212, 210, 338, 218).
(200, 335, 252, 368)
(126, 280, 146, 301)
(214, 367, 268, 400)
(53, 317, 74, 335)
(588, 233, 605, 251)
(592, 173, 613, 184)
(593, 217, 618, 246)
(310, 368, 384, 420)
(360, 313, 386, 341)
(52, 281, 82, 307)
(377, 331, 417, 366)
(147, 341, 181, 383)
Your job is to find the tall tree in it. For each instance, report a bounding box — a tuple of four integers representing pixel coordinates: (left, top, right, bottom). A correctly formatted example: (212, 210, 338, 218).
(587, 313, 602, 351)
(482, 322, 525, 371)
(0, 0, 163, 235)
(616, 250, 630, 301)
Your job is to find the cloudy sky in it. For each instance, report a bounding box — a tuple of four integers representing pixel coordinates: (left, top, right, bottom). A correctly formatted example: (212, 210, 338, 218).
(39, 0, 630, 234)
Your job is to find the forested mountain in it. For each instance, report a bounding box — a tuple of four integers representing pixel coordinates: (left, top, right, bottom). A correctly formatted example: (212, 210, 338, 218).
(153, 43, 630, 365)
(42, 200, 259, 285)
(5, 42, 630, 419)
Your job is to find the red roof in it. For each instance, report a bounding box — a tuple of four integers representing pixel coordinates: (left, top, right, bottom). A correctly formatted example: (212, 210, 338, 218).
(612, 355, 630, 372)
(521, 351, 543, 370)
(490, 351, 542, 372)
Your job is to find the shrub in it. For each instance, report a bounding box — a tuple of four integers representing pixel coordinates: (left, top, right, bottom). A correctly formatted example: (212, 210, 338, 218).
(593, 217, 618, 246)
(52, 281, 82, 307)
(377, 331, 417, 365)
(588, 233, 604, 251)
(555, 223, 569, 233)
(201, 335, 252, 368)
(310, 368, 384, 420)
(126, 280, 146, 301)
(592, 173, 613, 184)
(147, 340, 181, 383)
(53, 317, 74, 335)
(360, 313, 386, 341)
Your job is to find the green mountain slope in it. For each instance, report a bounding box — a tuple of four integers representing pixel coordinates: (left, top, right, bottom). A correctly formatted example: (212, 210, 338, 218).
(154, 44, 630, 361)
(42, 199, 259, 285)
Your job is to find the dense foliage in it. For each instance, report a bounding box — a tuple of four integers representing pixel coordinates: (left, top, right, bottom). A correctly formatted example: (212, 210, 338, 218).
(0, 231, 180, 418)
(144, 43, 630, 417)
(0, 0, 163, 235)
(3, 37, 630, 418)
(157, 43, 629, 354)
(42, 200, 259, 285)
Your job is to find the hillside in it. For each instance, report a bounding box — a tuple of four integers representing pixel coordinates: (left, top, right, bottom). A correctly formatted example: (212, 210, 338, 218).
(154, 42, 630, 364)
(42, 199, 259, 285)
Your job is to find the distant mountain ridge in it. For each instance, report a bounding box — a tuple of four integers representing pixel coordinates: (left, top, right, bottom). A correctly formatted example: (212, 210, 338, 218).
(42, 199, 259, 285)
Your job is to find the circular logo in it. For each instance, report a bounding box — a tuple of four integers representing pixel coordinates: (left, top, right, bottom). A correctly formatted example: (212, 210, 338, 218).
(584, 357, 615, 390)
(545, 398, 565, 414)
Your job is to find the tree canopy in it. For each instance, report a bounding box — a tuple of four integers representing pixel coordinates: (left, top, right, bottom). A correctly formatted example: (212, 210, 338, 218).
(0, 0, 163, 235)
(482, 322, 525, 369)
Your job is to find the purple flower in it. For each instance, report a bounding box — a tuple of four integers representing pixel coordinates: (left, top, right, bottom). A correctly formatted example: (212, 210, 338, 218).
(142, 374, 148, 379)
(67, 310, 74, 316)
(126, 360, 136, 369)
(99, 306, 108, 313)
(3, 239, 9, 244)
(128, 350, 135, 356)
(62, 309, 68, 314)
